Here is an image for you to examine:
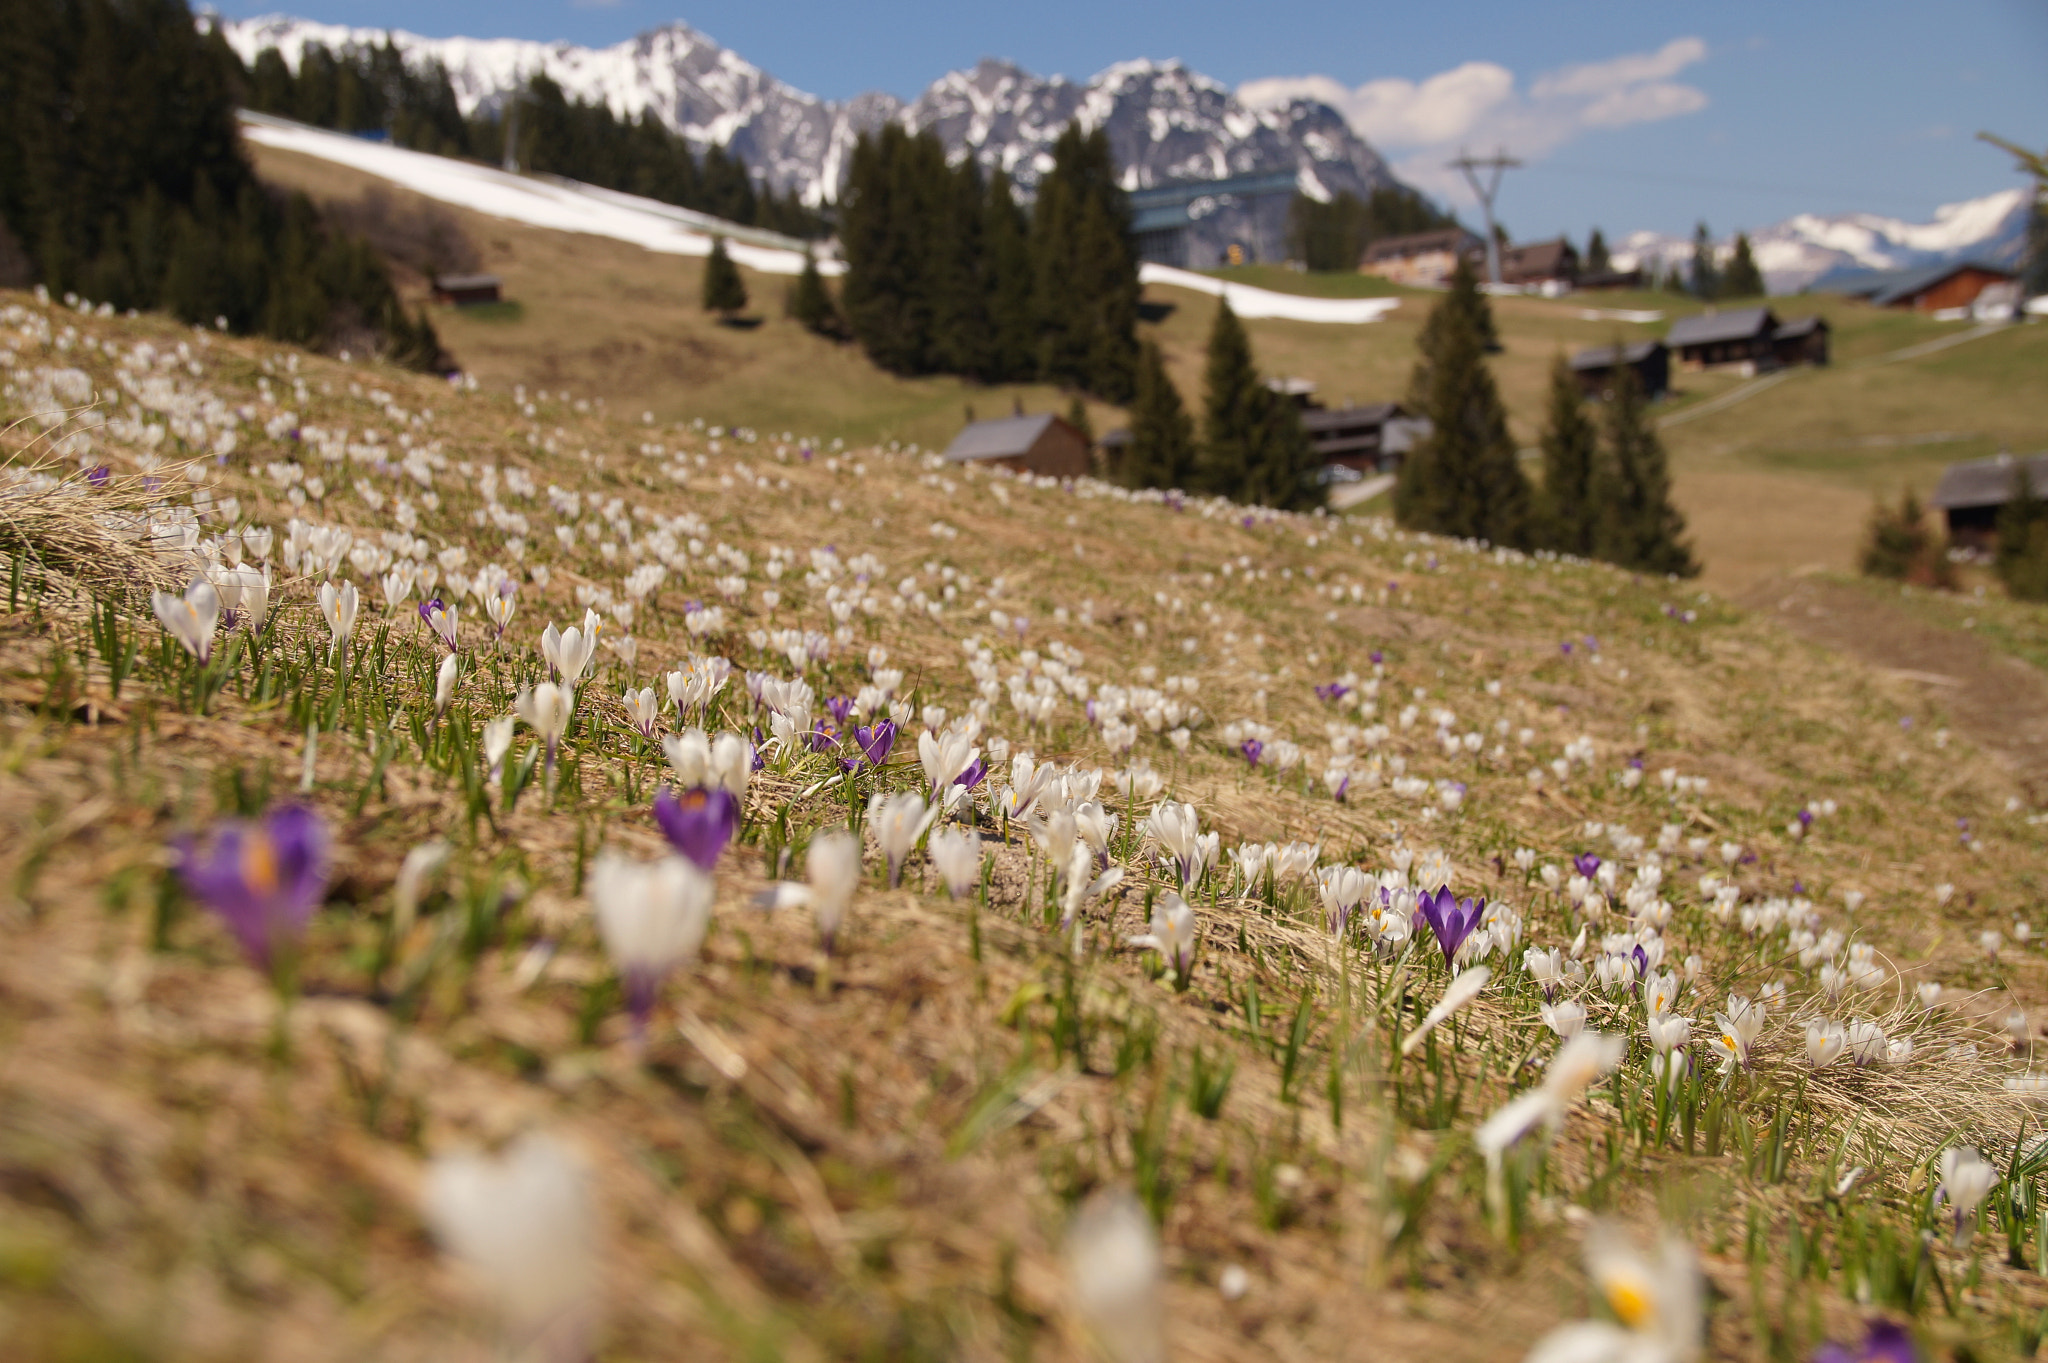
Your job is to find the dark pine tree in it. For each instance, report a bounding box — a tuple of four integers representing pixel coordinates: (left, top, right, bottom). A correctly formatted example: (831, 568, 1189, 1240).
(702, 236, 748, 318)
(839, 125, 945, 374)
(1065, 396, 1094, 445)
(1995, 461, 2048, 601)
(1394, 256, 1532, 545)
(785, 246, 842, 338)
(1123, 339, 1196, 490)
(1721, 231, 1765, 299)
(1196, 297, 1261, 498)
(1585, 228, 1611, 275)
(1537, 353, 1602, 556)
(1031, 124, 1140, 402)
(1592, 361, 1699, 576)
(1240, 387, 1323, 512)
(980, 170, 1037, 383)
(1688, 221, 1721, 300)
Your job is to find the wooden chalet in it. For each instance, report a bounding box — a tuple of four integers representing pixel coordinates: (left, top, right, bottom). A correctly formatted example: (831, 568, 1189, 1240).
(431, 273, 503, 307)
(1499, 238, 1580, 289)
(942, 413, 1090, 478)
(1664, 307, 1780, 373)
(1300, 402, 1410, 474)
(1772, 315, 1830, 367)
(1359, 229, 1484, 287)
(1568, 341, 1669, 400)
(1930, 452, 2048, 551)
(1823, 261, 2018, 313)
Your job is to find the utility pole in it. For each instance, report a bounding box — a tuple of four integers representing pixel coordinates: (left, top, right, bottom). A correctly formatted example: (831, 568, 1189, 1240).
(1448, 147, 1520, 285)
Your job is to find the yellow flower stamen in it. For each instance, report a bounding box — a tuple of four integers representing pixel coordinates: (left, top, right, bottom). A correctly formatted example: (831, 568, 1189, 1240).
(240, 831, 279, 896)
(1601, 1272, 1656, 1330)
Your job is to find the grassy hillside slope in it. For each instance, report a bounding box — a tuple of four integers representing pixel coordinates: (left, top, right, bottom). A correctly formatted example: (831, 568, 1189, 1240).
(4, 289, 2048, 1361)
(250, 141, 2048, 592)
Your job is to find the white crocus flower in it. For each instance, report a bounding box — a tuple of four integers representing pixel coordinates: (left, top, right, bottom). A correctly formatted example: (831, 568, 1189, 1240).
(514, 682, 575, 772)
(621, 686, 662, 740)
(1707, 995, 1766, 1072)
(151, 578, 221, 661)
(486, 585, 517, 637)
(482, 715, 516, 784)
(1127, 892, 1198, 979)
(1646, 1013, 1692, 1056)
(1845, 1019, 1888, 1067)
(317, 579, 358, 658)
(434, 652, 459, 719)
(1938, 1146, 1999, 1248)
(1805, 1020, 1846, 1068)
(661, 728, 753, 796)
(918, 726, 979, 798)
(392, 838, 450, 938)
(758, 830, 862, 952)
(1115, 759, 1165, 805)
(588, 849, 714, 1028)
(540, 619, 599, 686)
(423, 1132, 599, 1363)
(1527, 1222, 1703, 1363)
(1541, 999, 1588, 1039)
(868, 791, 934, 886)
(1059, 840, 1124, 933)
(1475, 1030, 1625, 1194)
(928, 827, 985, 898)
(1402, 965, 1492, 1056)
(1066, 1188, 1162, 1363)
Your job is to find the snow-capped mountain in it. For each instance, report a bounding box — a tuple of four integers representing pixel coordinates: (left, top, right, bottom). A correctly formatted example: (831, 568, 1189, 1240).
(211, 15, 1400, 222)
(1611, 188, 2034, 293)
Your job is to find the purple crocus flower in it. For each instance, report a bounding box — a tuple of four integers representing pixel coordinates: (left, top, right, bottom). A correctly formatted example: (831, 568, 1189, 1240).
(1573, 853, 1602, 878)
(1414, 886, 1485, 970)
(808, 721, 839, 755)
(1242, 515, 1256, 529)
(1560, 642, 1574, 655)
(1797, 807, 1814, 829)
(418, 598, 441, 625)
(1813, 1321, 1918, 1363)
(1332, 773, 1351, 803)
(1240, 738, 1264, 767)
(825, 694, 855, 726)
(955, 756, 989, 791)
(1631, 943, 1650, 978)
(750, 728, 767, 770)
(1792, 880, 1806, 895)
(175, 805, 329, 972)
(1315, 682, 1351, 703)
(853, 719, 897, 767)
(653, 786, 738, 873)
(86, 465, 110, 486)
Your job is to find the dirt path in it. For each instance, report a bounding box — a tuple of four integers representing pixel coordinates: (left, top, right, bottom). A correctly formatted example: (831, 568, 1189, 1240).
(1746, 574, 2048, 792)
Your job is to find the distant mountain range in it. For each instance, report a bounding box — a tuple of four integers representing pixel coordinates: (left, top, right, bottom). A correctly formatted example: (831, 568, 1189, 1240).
(213, 14, 1400, 215)
(212, 15, 2032, 292)
(1609, 189, 2034, 293)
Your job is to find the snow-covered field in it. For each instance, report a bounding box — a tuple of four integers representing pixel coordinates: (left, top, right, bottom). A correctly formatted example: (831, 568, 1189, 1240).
(239, 113, 836, 276)
(1137, 264, 1401, 324)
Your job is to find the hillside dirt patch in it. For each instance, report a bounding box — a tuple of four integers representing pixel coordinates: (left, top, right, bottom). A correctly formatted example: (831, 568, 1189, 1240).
(1747, 573, 2048, 793)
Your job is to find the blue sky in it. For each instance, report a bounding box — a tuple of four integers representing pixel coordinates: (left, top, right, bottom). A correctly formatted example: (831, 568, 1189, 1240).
(214, 0, 2048, 238)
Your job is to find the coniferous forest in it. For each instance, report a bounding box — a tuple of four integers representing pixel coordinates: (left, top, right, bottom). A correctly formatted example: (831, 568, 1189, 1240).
(838, 123, 1139, 402)
(0, 0, 442, 368)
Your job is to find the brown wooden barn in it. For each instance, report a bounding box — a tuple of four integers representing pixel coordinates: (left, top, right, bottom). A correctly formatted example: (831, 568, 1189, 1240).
(1772, 315, 1831, 367)
(1931, 452, 2048, 551)
(1569, 340, 1670, 400)
(1664, 306, 1780, 372)
(1823, 261, 2018, 313)
(943, 413, 1091, 478)
(431, 273, 503, 306)
(1499, 238, 1580, 289)
(1359, 229, 1485, 287)
(1300, 401, 1409, 473)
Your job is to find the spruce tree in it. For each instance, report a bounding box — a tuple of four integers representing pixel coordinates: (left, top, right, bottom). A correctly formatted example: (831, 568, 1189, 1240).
(1592, 361, 1699, 576)
(1031, 124, 1140, 402)
(1124, 340, 1196, 490)
(1586, 228, 1611, 276)
(1537, 353, 1602, 556)
(1688, 222, 1721, 300)
(1065, 396, 1094, 445)
(702, 236, 748, 318)
(1722, 232, 1765, 298)
(1240, 387, 1323, 512)
(1196, 298, 1261, 498)
(1394, 266, 1532, 545)
(1995, 461, 2048, 601)
(786, 246, 841, 338)
(981, 170, 1037, 382)
(1407, 256, 1499, 414)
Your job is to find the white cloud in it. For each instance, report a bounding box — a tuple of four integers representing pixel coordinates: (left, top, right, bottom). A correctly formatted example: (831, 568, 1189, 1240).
(1239, 38, 1709, 206)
